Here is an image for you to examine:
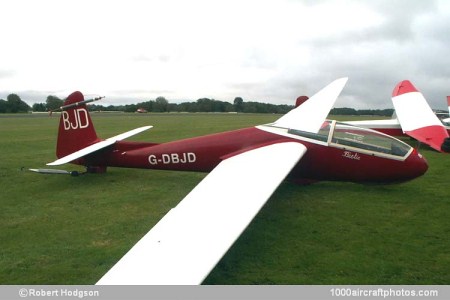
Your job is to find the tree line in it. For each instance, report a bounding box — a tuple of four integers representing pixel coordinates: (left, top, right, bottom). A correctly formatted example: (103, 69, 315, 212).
(1, 93, 394, 116)
(94, 97, 295, 114)
(329, 107, 394, 117)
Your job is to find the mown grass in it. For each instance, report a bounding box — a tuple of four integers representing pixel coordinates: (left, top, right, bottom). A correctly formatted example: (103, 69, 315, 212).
(0, 113, 448, 284)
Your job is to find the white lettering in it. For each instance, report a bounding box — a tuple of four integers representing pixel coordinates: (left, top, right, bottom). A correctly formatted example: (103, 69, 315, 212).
(70, 109, 78, 129)
(77, 108, 89, 129)
(148, 152, 197, 166)
(171, 153, 180, 163)
(61, 289, 100, 299)
(60, 289, 100, 298)
(148, 155, 158, 165)
(162, 154, 171, 164)
(62, 111, 71, 130)
(62, 108, 90, 131)
(28, 289, 59, 296)
(187, 152, 196, 162)
(342, 151, 361, 160)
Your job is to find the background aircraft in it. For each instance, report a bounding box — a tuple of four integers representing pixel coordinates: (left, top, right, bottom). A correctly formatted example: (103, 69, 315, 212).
(344, 81, 450, 153)
(32, 78, 428, 284)
(439, 96, 450, 124)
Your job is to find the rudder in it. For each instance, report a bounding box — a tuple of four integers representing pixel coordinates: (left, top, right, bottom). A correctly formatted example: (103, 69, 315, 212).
(56, 91, 99, 158)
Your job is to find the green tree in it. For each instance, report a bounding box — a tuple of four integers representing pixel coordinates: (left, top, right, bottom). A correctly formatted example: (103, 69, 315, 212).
(124, 104, 138, 112)
(233, 97, 244, 112)
(7, 94, 30, 113)
(0, 99, 7, 113)
(197, 98, 213, 112)
(46, 95, 64, 111)
(154, 96, 169, 112)
(32, 103, 47, 112)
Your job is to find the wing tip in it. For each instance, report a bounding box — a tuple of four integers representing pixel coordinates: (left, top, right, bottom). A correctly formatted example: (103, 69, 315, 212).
(333, 77, 349, 87)
(329, 77, 349, 94)
(392, 80, 419, 97)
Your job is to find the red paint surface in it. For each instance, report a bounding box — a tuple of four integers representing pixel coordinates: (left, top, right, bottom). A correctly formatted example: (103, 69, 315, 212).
(392, 80, 419, 97)
(406, 125, 450, 152)
(295, 96, 309, 107)
(56, 91, 100, 158)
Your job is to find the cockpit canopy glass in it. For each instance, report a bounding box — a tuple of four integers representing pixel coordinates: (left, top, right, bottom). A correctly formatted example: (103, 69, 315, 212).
(331, 122, 411, 157)
(288, 120, 332, 143)
(287, 120, 411, 158)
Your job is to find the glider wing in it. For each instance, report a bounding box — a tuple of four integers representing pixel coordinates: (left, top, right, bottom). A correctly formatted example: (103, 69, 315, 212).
(392, 80, 449, 152)
(273, 77, 348, 133)
(97, 141, 307, 285)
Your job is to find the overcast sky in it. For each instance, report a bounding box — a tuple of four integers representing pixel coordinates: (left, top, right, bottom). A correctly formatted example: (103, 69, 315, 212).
(1, 0, 449, 109)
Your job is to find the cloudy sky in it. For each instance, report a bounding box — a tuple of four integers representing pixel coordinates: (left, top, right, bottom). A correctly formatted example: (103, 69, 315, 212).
(1, 0, 449, 109)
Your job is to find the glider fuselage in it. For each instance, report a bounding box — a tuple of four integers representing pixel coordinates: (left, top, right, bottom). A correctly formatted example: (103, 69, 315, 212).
(81, 122, 427, 184)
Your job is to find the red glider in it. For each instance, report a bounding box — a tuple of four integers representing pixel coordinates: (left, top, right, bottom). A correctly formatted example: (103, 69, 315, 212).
(32, 78, 428, 284)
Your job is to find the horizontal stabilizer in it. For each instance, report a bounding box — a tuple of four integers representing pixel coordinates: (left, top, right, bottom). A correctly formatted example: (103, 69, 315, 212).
(104, 126, 153, 142)
(48, 126, 152, 166)
(97, 142, 307, 285)
(392, 80, 449, 152)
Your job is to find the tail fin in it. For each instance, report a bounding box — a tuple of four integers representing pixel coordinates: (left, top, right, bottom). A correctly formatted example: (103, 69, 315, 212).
(295, 96, 309, 107)
(56, 91, 99, 158)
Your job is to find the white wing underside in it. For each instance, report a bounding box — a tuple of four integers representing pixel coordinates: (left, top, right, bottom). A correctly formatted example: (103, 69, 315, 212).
(273, 77, 348, 133)
(392, 92, 443, 132)
(97, 142, 307, 285)
(47, 126, 152, 166)
(345, 118, 400, 128)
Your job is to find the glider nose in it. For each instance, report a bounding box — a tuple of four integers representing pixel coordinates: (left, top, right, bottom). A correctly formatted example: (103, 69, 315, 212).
(406, 149, 428, 180)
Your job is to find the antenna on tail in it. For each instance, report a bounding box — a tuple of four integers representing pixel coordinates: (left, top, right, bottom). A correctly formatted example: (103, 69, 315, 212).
(49, 96, 104, 115)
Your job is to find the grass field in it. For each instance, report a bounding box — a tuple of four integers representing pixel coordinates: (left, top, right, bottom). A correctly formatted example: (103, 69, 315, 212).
(0, 113, 448, 285)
